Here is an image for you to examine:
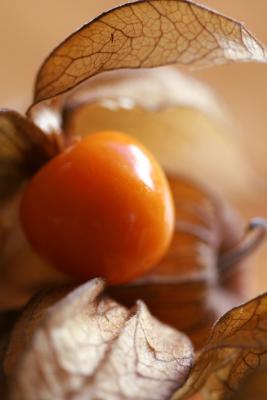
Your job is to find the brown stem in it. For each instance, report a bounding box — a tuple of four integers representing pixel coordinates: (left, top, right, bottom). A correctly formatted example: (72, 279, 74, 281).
(218, 218, 267, 271)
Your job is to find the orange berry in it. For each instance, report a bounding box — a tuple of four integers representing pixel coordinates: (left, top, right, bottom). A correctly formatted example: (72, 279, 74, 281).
(20, 132, 174, 284)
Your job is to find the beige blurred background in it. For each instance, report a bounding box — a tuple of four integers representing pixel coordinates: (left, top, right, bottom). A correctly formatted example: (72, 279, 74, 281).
(1, 0, 267, 294)
(0, 0, 266, 157)
(0, 0, 266, 171)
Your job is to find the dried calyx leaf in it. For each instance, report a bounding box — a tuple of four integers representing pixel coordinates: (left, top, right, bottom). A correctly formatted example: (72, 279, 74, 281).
(60, 66, 256, 200)
(0, 111, 68, 310)
(218, 218, 267, 274)
(33, 0, 267, 105)
(172, 292, 267, 400)
(4, 279, 193, 400)
(0, 311, 18, 398)
(0, 110, 59, 201)
(109, 175, 266, 349)
(3, 0, 265, 201)
(228, 367, 267, 400)
(61, 67, 226, 118)
(0, 189, 70, 312)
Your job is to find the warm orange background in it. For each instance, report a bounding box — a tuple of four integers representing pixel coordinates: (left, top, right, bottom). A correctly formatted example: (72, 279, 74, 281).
(1, 0, 267, 295)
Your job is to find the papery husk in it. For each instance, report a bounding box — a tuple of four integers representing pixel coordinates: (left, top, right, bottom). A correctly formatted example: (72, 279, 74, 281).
(173, 291, 267, 400)
(0, 68, 259, 314)
(109, 175, 249, 349)
(61, 67, 256, 203)
(0, 172, 250, 353)
(0, 66, 252, 312)
(0, 311, 18, 397)
(4, 279, 193, 400)
(229, 367, 267, 400)
(0, 190, 70, 311)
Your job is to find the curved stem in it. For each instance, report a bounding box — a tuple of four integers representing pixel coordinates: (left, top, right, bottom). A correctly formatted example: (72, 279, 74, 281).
(218, 218, 267, 272)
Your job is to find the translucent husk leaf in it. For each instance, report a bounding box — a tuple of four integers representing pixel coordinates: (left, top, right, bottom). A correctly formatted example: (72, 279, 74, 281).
(109, 176, 267, 349)
(28, 0, 266, 200)
(0, 190, 70, 311)
(0, 109, 58, 201)
(4, 279, 193, 400)
(0, 0, 263, 310)
(0, 311, 18, 398)
(172, 292, 267, 400)
(5, 69, 252, 312)
(33, 0, 267, 104)
(0, 111, 68, 310)
(61, 67, 256, 200)
(229, 367, 267, 400)
(27, 0, 267, 202)
(60, 67, 225, 118)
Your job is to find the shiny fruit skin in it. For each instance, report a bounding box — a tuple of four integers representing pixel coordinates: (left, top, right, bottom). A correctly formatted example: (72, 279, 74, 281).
(20, 132, 174, 284)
